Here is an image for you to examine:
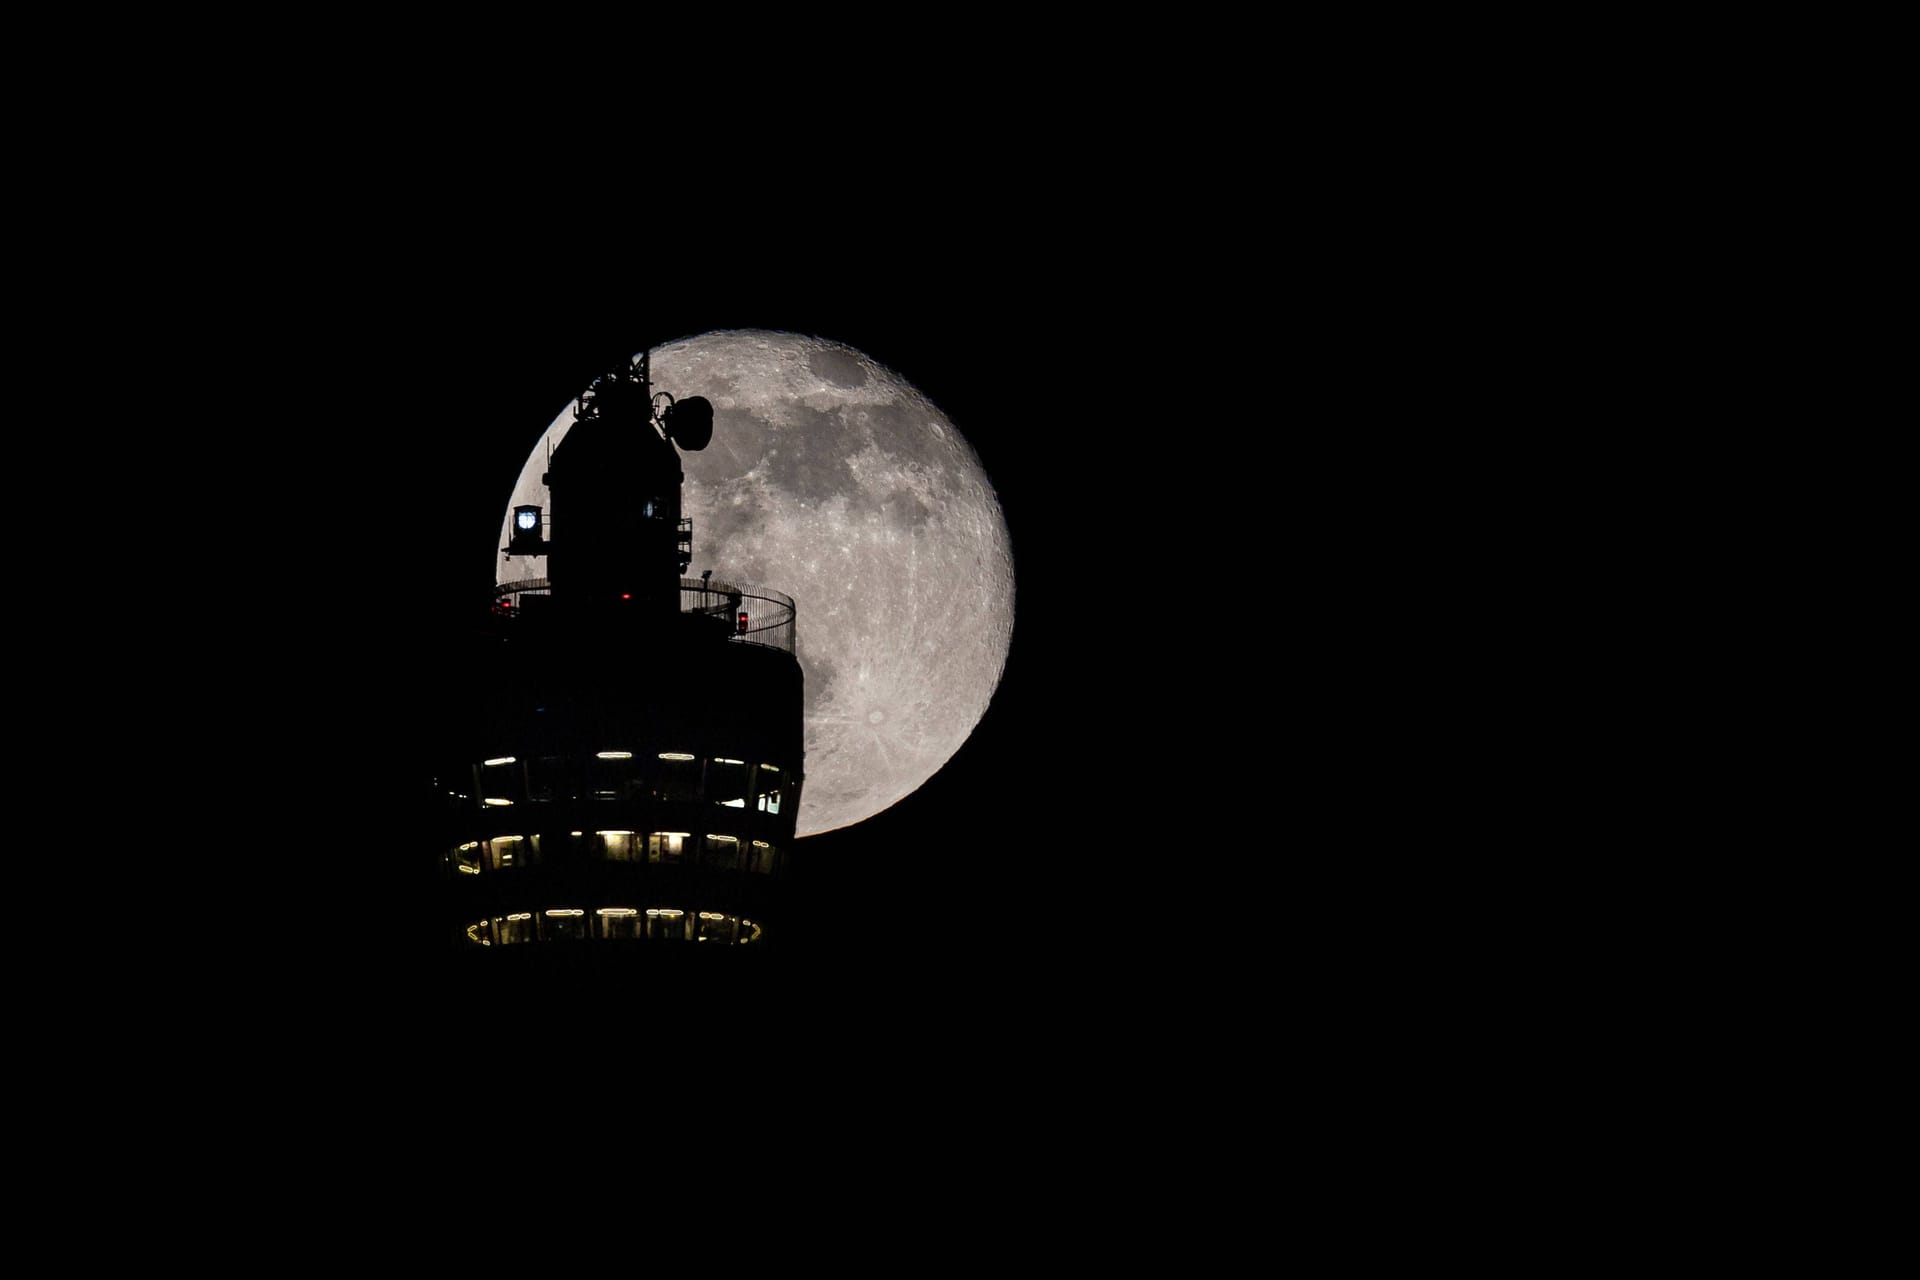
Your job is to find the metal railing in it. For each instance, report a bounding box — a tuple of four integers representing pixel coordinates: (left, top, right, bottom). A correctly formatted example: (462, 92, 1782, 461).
(491, 577, 796, 654)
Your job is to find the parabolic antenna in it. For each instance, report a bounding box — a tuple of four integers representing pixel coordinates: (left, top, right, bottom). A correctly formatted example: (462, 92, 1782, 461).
(664, 396, 713, 451)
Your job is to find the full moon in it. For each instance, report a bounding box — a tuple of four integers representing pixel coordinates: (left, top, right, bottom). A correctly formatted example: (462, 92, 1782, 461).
(496, 330, 1015, 837)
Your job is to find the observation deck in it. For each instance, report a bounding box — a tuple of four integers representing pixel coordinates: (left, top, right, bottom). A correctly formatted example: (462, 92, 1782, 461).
(490, 577, 796, 655)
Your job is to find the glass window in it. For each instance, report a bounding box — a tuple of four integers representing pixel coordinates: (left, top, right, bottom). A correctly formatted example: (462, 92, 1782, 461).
(703, 833, 742, 871)
(756, 765, 785, 815)
(596, 907, 641, 940)
(656, 753, 701, 802)
(696, 912, 737, 945)
(543, 909, 587, 941)
(485, 835, 525, 871)
(598, 830, 638, 862)
(452, 841, 484, 875)
(479, 758, 525, 806)
(464, 919, 493, 946)
(527, 755, 573, 802)
(589, 753, 625, 802)
(496, 912, 536, 945)
(748, 840, 778, 875)
(645, 908, 687, 941)
(710, 758, 749, 808)
(647, 832, 689, 865)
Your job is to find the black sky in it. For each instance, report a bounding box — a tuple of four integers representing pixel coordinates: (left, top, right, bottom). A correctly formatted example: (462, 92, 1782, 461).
(375, 265, 1173, 990)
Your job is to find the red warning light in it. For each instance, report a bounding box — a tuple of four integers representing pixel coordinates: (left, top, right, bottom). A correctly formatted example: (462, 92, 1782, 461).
(621, 593, 631, 600)
(737, 611, 749, 633)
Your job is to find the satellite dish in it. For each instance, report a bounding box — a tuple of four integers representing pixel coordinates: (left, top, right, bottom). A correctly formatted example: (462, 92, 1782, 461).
(664, 396, 713, 451)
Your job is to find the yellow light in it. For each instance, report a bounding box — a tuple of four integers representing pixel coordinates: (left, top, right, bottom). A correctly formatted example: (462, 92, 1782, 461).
(715, 757, 745, 765)
(752, 840, 770, 848)
(506, 912, 532, 921)
(659, 752, 696, 761)
(546, 909, 584, 917)
(760, 764, 780, 772)
(484, 798, 513, 806)
(596, 830, 634, 836)
(596, 908, 637, 918)
(698, 912, 726, 921)
(570, 830, 583, 836)
(457, 865, 481, 875)
(709, 834, 738, 844)
(484, 756, 517, 766)
(596, 751, 633, 759)
(658, 832, 690, 839)
(646, 908, 685, 918)
(491, 834, 522, 843)
(459, 841, 479, 851)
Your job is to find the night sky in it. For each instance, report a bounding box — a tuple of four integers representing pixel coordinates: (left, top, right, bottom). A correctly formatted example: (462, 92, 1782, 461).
(384, 266, 1174, 998)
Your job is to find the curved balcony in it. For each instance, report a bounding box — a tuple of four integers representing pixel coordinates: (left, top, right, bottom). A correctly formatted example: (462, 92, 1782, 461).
(491, 577, 796, 654)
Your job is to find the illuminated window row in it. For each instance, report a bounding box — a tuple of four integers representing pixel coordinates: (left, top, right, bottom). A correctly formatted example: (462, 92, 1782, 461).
(460, 754, 789, 813)
(464, 909, 762, 946)
(448, 831, 781, 875)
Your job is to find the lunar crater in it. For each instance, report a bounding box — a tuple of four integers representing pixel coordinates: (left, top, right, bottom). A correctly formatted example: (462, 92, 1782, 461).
(497, 330, 1013, 836)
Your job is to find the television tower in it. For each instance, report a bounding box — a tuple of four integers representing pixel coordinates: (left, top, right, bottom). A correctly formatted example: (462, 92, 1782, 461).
(437, 351, 804, 960)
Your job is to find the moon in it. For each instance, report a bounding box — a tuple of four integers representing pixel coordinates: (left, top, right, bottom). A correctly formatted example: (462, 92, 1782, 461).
(496, 330, 1015, 837)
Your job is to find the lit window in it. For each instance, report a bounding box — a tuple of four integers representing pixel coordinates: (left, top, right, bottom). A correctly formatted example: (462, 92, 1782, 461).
(696, 912, 738, 945)
(465, 920, 493, 946)
(648, 832, 689, 864)
(703, 833, 741, 870)
(655, 755, 699, 803)
(486, 835, 523, 870)
(596, 907, 641, 940)
(543, 909, 587, 942)
(497, 913, 536, 945)
(598, 830, 637, 862)
(748, 839, 778, 875)
(645, 907, 687, 942)
(710, 758, 749, 809)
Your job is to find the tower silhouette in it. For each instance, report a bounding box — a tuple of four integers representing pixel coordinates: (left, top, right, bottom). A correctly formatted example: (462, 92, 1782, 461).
(436, 351, 803, 966)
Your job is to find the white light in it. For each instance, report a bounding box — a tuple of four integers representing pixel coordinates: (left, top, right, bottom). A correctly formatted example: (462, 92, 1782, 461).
(708, 834, 738, 844)
(715, 758, 745, 766)
(596, 830, 634, 836)
(506, 913, 532, 921)
(659, 752, 696, 761)
(760, 764, 780, 772)
(596, 751, 633, 759)
(596, 908, 637, 918)
(720, 799, 746, 808)
(484, 798, 513, 806)
(546, 909, 584, 917)
(658, 832, 690, 839)
(484, 756, 517, 767)
(646, 908, 685, 918)
(516, 510, 538, 531)
(570, 830, 583, 836)
(491, 835, 522, 843)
